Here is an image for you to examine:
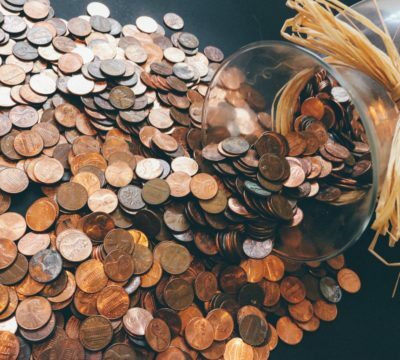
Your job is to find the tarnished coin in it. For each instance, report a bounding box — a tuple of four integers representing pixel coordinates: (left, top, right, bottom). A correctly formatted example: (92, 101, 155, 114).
(29, 249, 62, 283)
(319, 277, 342, 303)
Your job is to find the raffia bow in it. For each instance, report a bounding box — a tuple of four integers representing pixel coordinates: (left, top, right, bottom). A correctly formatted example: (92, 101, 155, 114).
(280, 0, 400, 268)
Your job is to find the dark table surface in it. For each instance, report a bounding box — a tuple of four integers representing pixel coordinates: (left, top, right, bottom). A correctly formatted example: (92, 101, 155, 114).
(18, 0, 400, 359)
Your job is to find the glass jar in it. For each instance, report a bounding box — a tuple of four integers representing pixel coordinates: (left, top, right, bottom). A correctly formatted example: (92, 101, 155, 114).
(202, 41, 399, 262)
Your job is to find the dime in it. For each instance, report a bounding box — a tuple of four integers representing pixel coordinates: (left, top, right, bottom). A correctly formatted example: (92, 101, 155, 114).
(164, 13, 184, 30)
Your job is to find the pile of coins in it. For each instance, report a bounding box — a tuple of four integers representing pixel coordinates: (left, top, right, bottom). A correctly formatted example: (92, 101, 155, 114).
(0, 0, 363, 359)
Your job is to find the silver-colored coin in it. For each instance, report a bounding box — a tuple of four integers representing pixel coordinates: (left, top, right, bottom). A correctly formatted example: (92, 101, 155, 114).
(242, 239, 274, 259)
(163, 13, 184, 30)
(320, 276, 343, 303)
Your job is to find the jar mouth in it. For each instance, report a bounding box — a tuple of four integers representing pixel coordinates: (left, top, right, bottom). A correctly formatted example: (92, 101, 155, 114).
(203, 40, 382, 262)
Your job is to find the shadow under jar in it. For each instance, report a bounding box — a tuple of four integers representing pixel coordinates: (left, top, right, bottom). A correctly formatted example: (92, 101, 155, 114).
(202, 41, 399, 262)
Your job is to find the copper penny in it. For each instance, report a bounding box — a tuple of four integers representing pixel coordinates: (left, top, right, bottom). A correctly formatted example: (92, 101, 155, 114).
(19, 312, 56, 342)
(16, 296, 52, 330)
(145, 318, 171, 352)
(263, 255, 285, 282)
(194, 271, 218, 302)
(103, 229, 134, 255)
(105, 161, 133, 188)
(79, 315, 113, 351)
(224, 338, 254, 360)
(75, 259, 108, 294)
(18, 232, 50, 257)
(280, 276, 306, 304)
(313, 300, 338, 321)
(0, 288, 18, 321)
(166, 171, 191, 198)
(185, 317, 214, 351)
(326, 254, 345, 270)
(219, 266, 247, 294)
(72, 171, 101, 196)
(141, 260, 163, 288)
(0, 285, 9, 314)
(33, 157, 64, 184)
(96, 286, 129, 320)
(296, 316, 320, 332)
(288, 299, 314, 323)
(163, 278, 194, 311)
(160, 243, 191, 275)
(9, 106, 38, 128)
(0, 331, 19, 360)
(0, 168, 29, 194)
(0, 212, 26, 242)
(0, 239, 17, 270)
(337, 268, 361, 294)
(276, 316, 303, 345)
(26, 197, 58, 232)
(58, 53, 83, 74)
(0, 253, 27, 285)
(57, 182, 88, 211)
(104, 249, 134, 282)
(74, 289, 99, 317)
(206, 308, 234, 341)
(240, 259, 264, 283)
(190, 173, 218, 200)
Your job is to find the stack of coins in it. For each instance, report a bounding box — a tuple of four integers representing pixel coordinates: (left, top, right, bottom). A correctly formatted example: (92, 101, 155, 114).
(0, 1, 363, 359)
